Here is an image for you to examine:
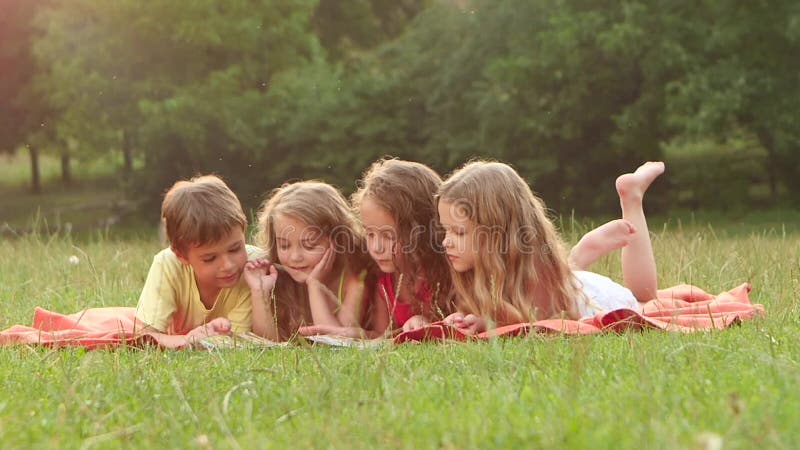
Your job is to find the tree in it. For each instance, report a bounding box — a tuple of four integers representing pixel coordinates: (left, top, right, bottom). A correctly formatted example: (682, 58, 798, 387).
(312, 0, 431, 61)
(34, 0, 320, 211)
(0, 0, 53, 193)
(664, 0, 800, 202)
(313, 0, 669, 213)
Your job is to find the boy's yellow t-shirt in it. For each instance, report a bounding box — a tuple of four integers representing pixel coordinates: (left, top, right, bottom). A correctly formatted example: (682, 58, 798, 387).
(135, 245, 264, 335)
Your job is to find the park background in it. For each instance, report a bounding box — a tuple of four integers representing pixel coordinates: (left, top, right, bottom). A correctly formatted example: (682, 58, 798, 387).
(1, 1, 799, 448)
(2, 0, 800, 230)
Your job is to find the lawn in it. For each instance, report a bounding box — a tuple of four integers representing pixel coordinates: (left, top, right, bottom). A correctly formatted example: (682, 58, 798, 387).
(0, 152, 143, 235)
(1, 221, 798, 449)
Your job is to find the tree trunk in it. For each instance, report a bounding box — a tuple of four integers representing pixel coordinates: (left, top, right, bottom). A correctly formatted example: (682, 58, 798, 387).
(61, 152, 72, 186)
(755, 127, 778, 204)
(29, 145, 41, 194)
(122, 129, 133, 178)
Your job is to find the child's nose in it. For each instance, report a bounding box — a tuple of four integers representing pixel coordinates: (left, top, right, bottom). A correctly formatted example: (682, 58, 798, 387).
(290, 249, 304, 262)
(221, 254, 236, 270)
(368, 239, 383, 255)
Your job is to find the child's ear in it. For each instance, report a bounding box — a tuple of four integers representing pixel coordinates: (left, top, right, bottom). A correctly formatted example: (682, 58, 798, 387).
(172, 246, 190, 265)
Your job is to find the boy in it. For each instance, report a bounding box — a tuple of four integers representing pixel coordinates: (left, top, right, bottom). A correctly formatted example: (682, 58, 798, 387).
(136, 175, 278, 347)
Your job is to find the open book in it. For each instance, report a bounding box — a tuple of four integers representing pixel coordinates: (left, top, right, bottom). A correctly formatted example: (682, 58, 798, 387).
(305, 334, 388, 349)
(198, 332, 289, 350)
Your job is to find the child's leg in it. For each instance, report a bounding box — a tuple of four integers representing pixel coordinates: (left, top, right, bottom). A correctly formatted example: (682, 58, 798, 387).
(614, 161, 664, 301)
(568, 219, 636, 270)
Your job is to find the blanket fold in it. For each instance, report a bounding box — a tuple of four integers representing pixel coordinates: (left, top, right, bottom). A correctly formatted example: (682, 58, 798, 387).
(0, 283, 765, 349)
(0, 307, 155, 349)
(393, 283, 765, 343)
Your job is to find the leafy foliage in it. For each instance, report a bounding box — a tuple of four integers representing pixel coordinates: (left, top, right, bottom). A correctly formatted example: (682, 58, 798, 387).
(2, 0, 798, 212)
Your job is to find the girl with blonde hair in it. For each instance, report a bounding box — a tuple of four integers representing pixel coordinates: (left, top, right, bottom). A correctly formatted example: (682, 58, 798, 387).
(438, 160, 664, 333)
(248, 181, 376, 340)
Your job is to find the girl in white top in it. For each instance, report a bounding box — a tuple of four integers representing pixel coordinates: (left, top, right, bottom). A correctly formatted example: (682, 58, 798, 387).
(438, 161, 665, 333)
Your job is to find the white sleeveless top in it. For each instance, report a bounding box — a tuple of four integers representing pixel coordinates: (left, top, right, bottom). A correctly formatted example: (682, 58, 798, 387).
(573, 271, 640, 319)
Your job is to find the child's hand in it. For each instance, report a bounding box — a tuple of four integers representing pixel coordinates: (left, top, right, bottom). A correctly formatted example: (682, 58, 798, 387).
(243, 259, 278, 293)
(444, 312, 486, 335)
(307, 247, 334, 286)
(458, 314, 487, 334)
(401, 315, 429, 332)
(443, 312, 465, 326)
(185, 317, 231, 346)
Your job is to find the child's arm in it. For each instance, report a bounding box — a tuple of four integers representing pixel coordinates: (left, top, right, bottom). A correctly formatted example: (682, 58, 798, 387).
(306, 248, 349, 327)
(335, 270, 369, 327)
(297, 283, 391, 339)
(135, 251, 178, 334)
(303, 279, 379, 332)
(307, 279, 344, 327)
(138, 318, 233, 349)
(243, 259, 280, 341)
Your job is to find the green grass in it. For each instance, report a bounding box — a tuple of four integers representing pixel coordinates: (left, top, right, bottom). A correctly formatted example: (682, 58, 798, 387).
(0, 151, 127, 189)
(0, 179, 126, 231)
(1, 223, 798, 449)
(0, 152, 154, 237)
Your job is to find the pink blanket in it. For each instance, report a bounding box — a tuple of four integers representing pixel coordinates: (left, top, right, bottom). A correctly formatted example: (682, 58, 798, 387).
(394, 283, 765, 343)
(0, 283, 766, 348)
(0, 307, 156, 349)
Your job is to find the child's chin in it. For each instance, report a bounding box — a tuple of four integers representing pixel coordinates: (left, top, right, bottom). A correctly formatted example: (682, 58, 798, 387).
(218, 278, 240, 288)
(378, 265, 396, 273)
(452, 263, 473, 273)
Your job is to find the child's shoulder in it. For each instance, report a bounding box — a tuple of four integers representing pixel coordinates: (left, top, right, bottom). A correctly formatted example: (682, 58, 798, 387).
(152, 247, 180, 265)
(150, 247, 188, 270)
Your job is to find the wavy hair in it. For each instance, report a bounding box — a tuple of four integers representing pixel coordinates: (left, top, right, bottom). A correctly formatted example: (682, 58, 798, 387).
(255, 181, 373, 339)
(438, 161, 583, 323)
(352, 158, 454, 319)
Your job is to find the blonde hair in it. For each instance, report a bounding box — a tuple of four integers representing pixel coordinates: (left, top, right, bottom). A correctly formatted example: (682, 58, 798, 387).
(352, 158, 454, 319)
(161, 175, 246, 254)
(255, 181, 372, 339)
(438, 161, 582, 323)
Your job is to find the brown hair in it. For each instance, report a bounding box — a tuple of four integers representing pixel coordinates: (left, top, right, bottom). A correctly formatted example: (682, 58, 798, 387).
(352, 158, 454, 319)
(256, 181, 373, 339)
(162, 175, 246, 254)
(438, 161, 583, 323)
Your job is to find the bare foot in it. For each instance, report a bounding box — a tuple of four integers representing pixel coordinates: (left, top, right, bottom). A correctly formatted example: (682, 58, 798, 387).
(615, 161, 665, 202)
(569, 219, 636, 270)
